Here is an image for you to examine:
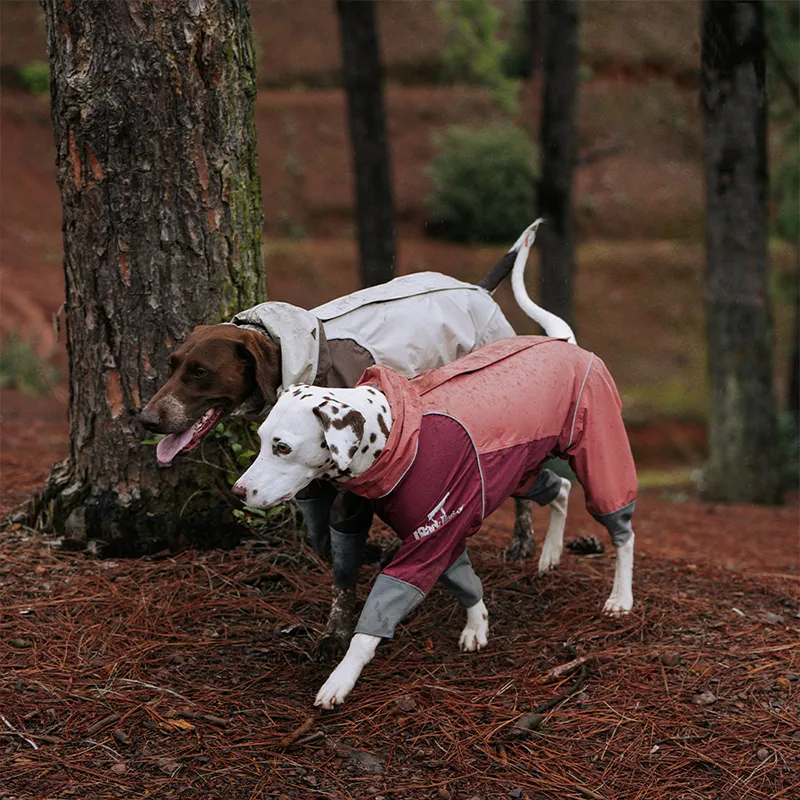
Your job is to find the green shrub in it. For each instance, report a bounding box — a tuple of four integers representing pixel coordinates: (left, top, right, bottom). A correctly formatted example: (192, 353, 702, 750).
(437, 0, 517, 112)
(426, 123, 538, 244)
(19, 61, 50, 95)
(0, 335, 59, 394)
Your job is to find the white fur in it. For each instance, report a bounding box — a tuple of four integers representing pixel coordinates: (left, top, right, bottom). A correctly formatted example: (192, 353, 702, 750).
(459, 599, 489, 652)
(537, 477, 572, 574)
(159, 395, 190, 429)
(510, 220, 577, 345)
(603, 534, 635, 616)
(314, 633, 380, 709)
(233, 384, 389, 508)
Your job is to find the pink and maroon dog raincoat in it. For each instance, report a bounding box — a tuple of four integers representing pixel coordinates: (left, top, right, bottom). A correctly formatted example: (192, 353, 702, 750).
(340, 336, 638, 639)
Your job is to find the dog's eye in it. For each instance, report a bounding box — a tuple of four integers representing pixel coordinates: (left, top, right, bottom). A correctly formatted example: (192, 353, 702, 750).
(274, 442, 292, 456)
(193, 366, 209, 378)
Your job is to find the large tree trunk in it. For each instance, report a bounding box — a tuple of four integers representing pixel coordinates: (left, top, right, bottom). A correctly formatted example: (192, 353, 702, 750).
(336, 0, 396, 287)
(538, 0, 580, 330)
(30, 0, 265, 553)
(702, 0, 781, 503)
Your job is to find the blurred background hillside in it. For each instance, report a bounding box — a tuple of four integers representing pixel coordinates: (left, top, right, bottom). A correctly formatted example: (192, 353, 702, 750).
(0, 0, 796, 511)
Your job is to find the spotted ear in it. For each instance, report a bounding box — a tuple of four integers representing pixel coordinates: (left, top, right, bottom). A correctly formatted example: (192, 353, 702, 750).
(312, 402, 365, 474)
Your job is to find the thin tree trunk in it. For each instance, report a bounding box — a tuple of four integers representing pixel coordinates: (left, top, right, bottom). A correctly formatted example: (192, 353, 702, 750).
(702, 0, 781, 503)
(336, 0, 396, 287)
(30, 0, 265, 553)
(538, 0, 580, 330)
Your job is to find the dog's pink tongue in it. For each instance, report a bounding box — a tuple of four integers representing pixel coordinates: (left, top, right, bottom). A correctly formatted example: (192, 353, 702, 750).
(156, 427, 195, 464)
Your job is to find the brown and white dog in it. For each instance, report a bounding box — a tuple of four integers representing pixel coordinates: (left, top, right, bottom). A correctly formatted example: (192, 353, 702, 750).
(140, 222, 574, 658)
(139, 324, 281, 460)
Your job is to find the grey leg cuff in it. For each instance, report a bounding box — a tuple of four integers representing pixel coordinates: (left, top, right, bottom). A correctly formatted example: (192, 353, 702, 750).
(355, 574, 425, 639)
(438, 550, 483, 608)
(517, 468, 562, 506)
(593, 500, 636, 547)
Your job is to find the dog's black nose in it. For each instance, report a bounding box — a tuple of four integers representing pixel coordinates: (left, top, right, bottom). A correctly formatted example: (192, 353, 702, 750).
(139, 407, 162, 432)
(231, 484, 247, 499)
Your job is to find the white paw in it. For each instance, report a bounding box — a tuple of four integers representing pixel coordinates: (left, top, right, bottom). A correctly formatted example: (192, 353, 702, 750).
(603, 593, 633, 616)
(314, 662, 360, 709)
(459, 622, 489, 652)
(538, 541, 563, 575)
(459, 609, 489, 652)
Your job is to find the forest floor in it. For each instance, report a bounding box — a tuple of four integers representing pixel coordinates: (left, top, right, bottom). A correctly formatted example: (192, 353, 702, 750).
(0, 486, 798, 800)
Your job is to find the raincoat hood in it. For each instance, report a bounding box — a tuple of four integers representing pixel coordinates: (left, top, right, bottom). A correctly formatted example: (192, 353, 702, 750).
(229, 302, 322, 389)
(340, 366, 423, 500)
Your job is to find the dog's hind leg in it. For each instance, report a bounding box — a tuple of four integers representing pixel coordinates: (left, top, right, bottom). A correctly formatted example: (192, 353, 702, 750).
(506, 468, 564, 564)
(538, 477, 571, 575)
(594, 502, 635, 616)
(505, 498, 535, 561)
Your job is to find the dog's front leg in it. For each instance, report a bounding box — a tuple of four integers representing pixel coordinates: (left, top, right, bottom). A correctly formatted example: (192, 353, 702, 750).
(315, 633, 380, 709)
(459, 599, 489, 652)
(314, 494, 373, 662)
(438, 550, 489, 652)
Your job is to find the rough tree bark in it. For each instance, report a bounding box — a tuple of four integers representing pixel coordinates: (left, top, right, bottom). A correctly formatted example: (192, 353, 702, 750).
(702, 0, 781, 503)
(30, 0, 264, 553)
(538, 0, 580, 330)
(336, 0, 396, 287)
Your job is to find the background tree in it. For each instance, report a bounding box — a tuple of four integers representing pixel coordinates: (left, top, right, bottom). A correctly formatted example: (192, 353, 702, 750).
(701, 0, 781, 503)
(336, 0, 396, 287)
(30, 0, 264, 553)
(764, 0, 799, 426)
(538, 0, 580, 331)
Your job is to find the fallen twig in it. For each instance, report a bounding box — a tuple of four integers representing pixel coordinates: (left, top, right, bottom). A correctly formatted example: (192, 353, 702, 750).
(278, 716, 314, 747)
(544, 655, 591, 684)
(178, 710, 229, 727)
(85, 713, 120, 736)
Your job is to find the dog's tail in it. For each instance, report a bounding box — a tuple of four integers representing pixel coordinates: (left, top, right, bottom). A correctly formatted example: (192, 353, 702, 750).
(510, 219, 577, 344)
(478, 226, 531, 293)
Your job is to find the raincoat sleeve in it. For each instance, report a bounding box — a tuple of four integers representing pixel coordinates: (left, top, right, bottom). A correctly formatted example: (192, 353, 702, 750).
(354, 413, 485, 640)
(353, 514, 482, 640)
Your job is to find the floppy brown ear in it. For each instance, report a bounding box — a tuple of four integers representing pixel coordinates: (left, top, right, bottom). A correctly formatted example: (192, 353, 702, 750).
(313, 403, 365, 473)
(235, 330, 282, 409)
